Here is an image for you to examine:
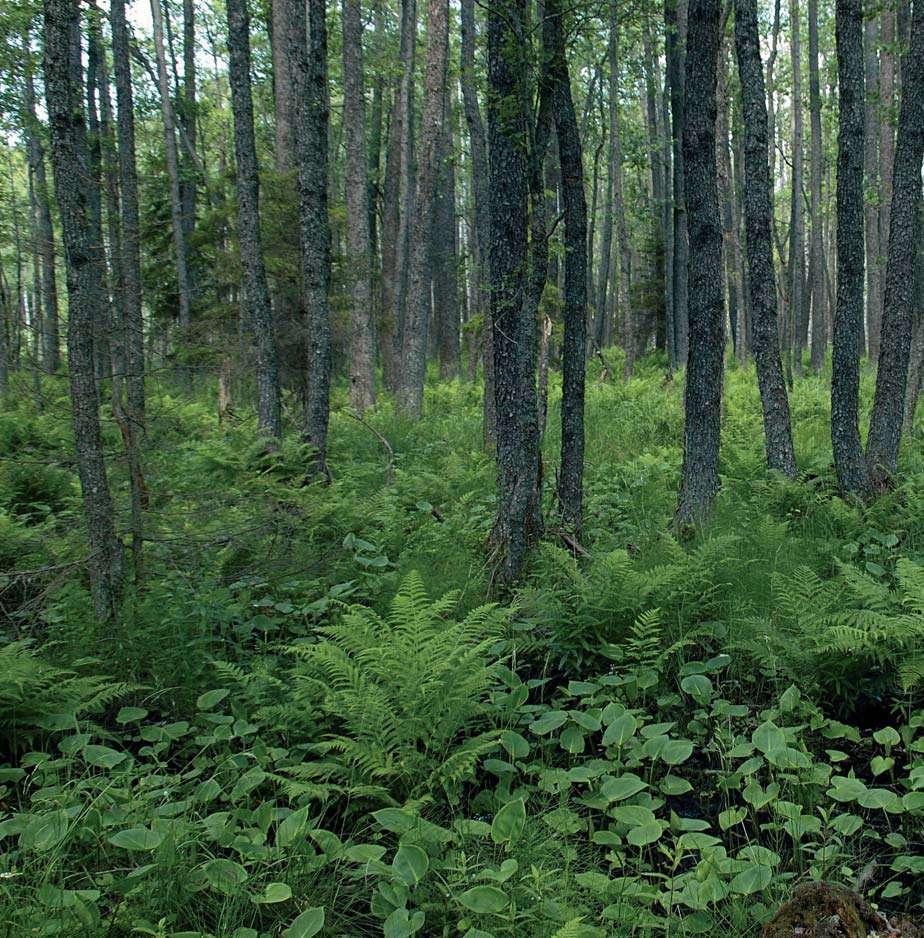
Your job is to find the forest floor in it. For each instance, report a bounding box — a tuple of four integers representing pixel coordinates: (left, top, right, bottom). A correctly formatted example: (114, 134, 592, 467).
(1, 350, 923, 937)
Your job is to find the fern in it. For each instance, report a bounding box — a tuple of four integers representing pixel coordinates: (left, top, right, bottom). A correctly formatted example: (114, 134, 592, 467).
(282, 572, 509, 808)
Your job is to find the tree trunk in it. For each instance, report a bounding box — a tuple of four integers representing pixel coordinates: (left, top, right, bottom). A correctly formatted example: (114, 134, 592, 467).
(226, 0, 282, 440)
(675, 0, 724, 527)
(434, 96, 461, 380)
(788, 0, 806, 375)
(271, 0, 294, 171)
(291, 0, 332, 471)
(864, 15, 881, 360)
(831, 0, 871, 498)
(488, 0, 542, 583)
(43, 0, 124, 624)
(181, 0, 198, 311)
(397, 0, 449, 418)
(666, 0, 690, 366)
(808, 0, 826, 369)
(381, 0, 416, 391)
(460, 0, 495, 443)
(734, 0, 798, 477)
(150, 0, 192, 345)
(865, 0, 924, 484)
(341, 0, 376, 413)
(874, 2, 896, 364)
(903, 210, 924, 431)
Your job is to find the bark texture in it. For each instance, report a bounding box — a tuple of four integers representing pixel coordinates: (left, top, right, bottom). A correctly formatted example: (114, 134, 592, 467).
(866, 0, 924, 483)
(226, 0, 282, 440)
(675, 0, 725, 526)
(831, 0, 872, 498)
(808, 0, 826, 369)
(734, 0, 798, 478)
(43, 0, 124, 623)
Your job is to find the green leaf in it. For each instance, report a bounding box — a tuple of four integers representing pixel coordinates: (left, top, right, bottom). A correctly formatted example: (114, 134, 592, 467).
(827, 776, 867, 803)
(601, 773, 647, 802)
(500, 730, 529, 760)
(283, 907, 324, 938)
(870, 756, 894, 776)
(660, 739, 694, 765)
(108, 828, 163, 851)
(602, 712, 637, 747)
(384, 908, 425, 938)
(752, 721, 786, 754)
(84, 745, 127, 769)
(729, 864, 772, 895)
(20, 811, 69, 851)
(627, 821, 663, 846)
(680, 674, 713, 705)
(462, 930, 498, 938)
(202, 858, 249, 895)
(458, 885, 509, 914)
(116, 706, 148, 724)
(857, 788, 901, 811)
(560, 725, 586, 754)
(491, 798, 526, 847)
(277, 806, 312, 847)
(530, 710, 568, 735)
(372, 808, 416, 834)
(765, 746, 811, 769)
(873, 726, 900, 748)
(252, 882, 293, 904)
(393, 844, 429, 886)
(197, 688, 230, 711)
(718, 807, 746, 830)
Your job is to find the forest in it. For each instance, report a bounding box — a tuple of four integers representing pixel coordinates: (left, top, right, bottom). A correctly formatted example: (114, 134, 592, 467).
(1, 0, 924, 933)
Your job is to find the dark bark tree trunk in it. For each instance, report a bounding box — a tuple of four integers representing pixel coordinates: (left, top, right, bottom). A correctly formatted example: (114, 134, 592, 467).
(460, 0, 495, 443)
(734, 0, 798, 477)
(150, 0, 192, 342)
(874, 2, 896, 364)
(43, 0, 124, 624)
(788, 0, 807, 375)
(831, 0, 872, 498)
(864, 15, 881, 360)
(271, 0, 294, 172)
(381, 0, 416, 391)
(488, 0, 542, 582)
(341, 0, 376, 413)
(865, 0, 924, 484)
(23, 50, 60, 375)
(397, 0, 449, 417)
(226, 0, 282, 440)
(544, 0, 587, 535)
(808, 0, 826, 369)
(434, 97, 461, 380)
(666, 0, 690, 366)
(674, 0, 724, 527)
(181, 0, 198, 311)
(291, 0, 332, 470)
(903, 209, 924, 431)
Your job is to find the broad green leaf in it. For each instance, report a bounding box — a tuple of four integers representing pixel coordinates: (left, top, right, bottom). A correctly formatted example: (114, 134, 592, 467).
(84, 745, 127, 769)
(202, 858, 249, 894)
(283, 907, 324, 938)
(20, 811, 69, 851)
(491, 798, 526, 847)
(252, 882, 292, 904)
(500, 730, 529, 760)
(116, 707, 148, 724)
(392, 844, 429, 886)
(277, 806, 312, 847)
(680, 674, 713, 705)
(627, 821, 663, 846)
(729, 864, 772, 895)
(660, 739, 694, 765)
(197, 689, 230, 711)
(752, 721, 785, 754)
(108, 828, 163, 851)
(857, 788, 901, 811)
(560, 725, 586, 754)
(384, 908, 425, 938)
(373, 808, 416, 834)
(458, 885, 509, 914)
(530, 710, 568, 735)
(601, 773, 647, 802)
(602, 713, 637, 747)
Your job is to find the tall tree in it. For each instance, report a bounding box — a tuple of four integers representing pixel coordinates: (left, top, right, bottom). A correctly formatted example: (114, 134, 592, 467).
(788, 0, 807, 374)
(397, 0, 450, 417)
(43, 0, 123, 623)
(675, 0, 724, 526)
(488, 0, 542, 581)
(808, 0, 826, 369)
(180, 0, 198, 309)
(831, 0, 871, 498)
(341, 0, 376, 413)
(864, 15, 881, 358)
(150, 0, 192, 345)
(734, 0, 798, 477)
(875, 1, 896, 363)
(434, 97, 461, 380)
(865, 0, 924, 484)
(226, 0, 281, 440)
(291, 0, 332, 470)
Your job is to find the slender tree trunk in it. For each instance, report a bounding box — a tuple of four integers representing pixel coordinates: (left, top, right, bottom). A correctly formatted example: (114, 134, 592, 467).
(23, 50, 60, 375)
(290, 0, 332, 470)
(734, 0, 798, 477)
(788, 0, 806, 375)
(488, 0, 542, 583)
(397, 0, 449, 418)
(666, 0, 690, 366)
(181, 0, 198, 310)
(903, 212, 924, 431)
(341, 0, 376, 412)
(544, 0, 587, 534)
(461, 0, 495, 443)
(874, 2, 896, 364)
(26, 154, 43, 409)
(434, 97, 461, 380)
(271, 0, 294, 171)
(381, 0, 416, 391)
(808, 0, 826, 369)
(864, 15, 881, 360)
(717, 44, 741, 359)
(596, 8, 617, 350)
(43, 0, 124, 624)
(675, 0, 725, 526)
(866, 0, 924, 484)
(831, 0, 872, 498)
(150, 0, 192, 345)
(226, 0, 281, 440)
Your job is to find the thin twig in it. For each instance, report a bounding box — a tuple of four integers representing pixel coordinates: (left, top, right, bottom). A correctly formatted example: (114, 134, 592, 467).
(349, 412, 394, 488)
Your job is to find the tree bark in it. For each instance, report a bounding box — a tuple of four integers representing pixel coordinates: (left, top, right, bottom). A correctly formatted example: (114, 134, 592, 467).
(865, 0, 924, 484)
(874, 2, 896, 364)
(734, 0, 798, 477)
(396, 0, 449, 417)
(341, 0, 376, 413)
(181, 0, 198, 307)
(864, 15, 881, 360)
(434, 96, 461, 380)
(675, 0, 725, 527)
(808, 0, 826, 369)
(488, 0, 542, 582)
(226, 0, 282, 440)
(831, 0, 872, 498)
(788, 0, 806, 375)
(43, 0, 124, 624)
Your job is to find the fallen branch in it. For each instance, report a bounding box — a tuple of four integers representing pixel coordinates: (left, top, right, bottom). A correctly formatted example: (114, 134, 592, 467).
(349, 412, 394, 488)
